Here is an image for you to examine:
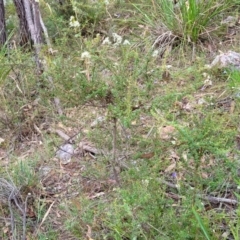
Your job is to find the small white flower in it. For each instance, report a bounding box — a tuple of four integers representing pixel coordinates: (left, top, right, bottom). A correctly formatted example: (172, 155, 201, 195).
(112, 33, 122, 46)
(152, 50, 159, 57)
(102, 37, 112, 45)
(142, 179, 149, 187)
(204, 79, 212, 86)
(122, 39, 130, 45)
(176, 184, 181, 190)
(81, 51, 91, 59)
(202, 72, 208, 78)
(104, 0, 110, 5)
(69, 16, 80, 28)
(70, 21, 80, 28)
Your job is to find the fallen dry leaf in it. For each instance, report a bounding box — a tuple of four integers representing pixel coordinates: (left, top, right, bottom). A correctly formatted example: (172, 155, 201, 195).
(230, 101, 235, 114)
(201, 172, 208, 179)
(182, 102, 193, 112)
(164, 161, 176, 173)
(140, 152, 155, 159)
(88, 192, 105, 199)
(169, 151, 180, 161)
(86, 225, 94, 240)
(159, 126, 175, 140)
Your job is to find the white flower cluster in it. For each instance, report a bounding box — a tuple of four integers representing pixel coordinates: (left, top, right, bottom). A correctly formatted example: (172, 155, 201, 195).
(69, 16, 80, 28)
(102, 32, 131, 47)
(81, 51, 91, 60)
(152, 50, 159, 57)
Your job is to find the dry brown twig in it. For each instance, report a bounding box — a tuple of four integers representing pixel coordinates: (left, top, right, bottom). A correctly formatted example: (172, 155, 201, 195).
(159, 179, 238, 205)
(112, 117, 120, 185)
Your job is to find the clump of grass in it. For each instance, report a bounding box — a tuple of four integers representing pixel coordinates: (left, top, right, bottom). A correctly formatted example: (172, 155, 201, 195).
(135, 0, 234, 43)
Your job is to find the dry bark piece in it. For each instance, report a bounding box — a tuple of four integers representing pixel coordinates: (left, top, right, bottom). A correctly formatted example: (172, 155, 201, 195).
(159, 126, 175, 140)
(75, 140, 100, 156)
(50, 128, 75, 143)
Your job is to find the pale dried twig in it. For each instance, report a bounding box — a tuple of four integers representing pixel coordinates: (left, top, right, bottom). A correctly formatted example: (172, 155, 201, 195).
(160, 179, 238, 205)
(198, 195, 238, 205)
(34, 201, 55, 237)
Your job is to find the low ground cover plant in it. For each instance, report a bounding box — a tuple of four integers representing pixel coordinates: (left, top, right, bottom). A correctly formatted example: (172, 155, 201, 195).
(0, 0, 240, 239)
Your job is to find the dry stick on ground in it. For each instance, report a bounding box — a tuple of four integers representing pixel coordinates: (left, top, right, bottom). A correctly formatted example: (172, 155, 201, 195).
(198, 195, 238, 205)
(160, 179, 238, 205)
(52, 128, 83, 144)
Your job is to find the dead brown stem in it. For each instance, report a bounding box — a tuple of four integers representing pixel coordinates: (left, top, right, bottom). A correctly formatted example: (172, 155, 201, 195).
(160, 179, 238, 205)
(112, 117, 120, 185)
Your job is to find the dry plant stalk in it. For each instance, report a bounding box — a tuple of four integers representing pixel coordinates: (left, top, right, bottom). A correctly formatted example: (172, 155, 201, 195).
(0, 178, 30, 240)
(112, 117, 120, 185)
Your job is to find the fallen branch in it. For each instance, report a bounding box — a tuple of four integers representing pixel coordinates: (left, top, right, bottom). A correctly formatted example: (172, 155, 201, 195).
(53, 129, 71, 142)
(159, 179, 238, 205)
(198, 195, 238, 205)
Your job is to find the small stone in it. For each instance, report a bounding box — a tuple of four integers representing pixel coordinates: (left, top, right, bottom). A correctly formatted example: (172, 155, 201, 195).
(56, 144, 74, 164)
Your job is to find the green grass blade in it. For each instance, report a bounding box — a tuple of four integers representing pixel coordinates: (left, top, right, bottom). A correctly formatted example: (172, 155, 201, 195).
(192, 206, 211, 240)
